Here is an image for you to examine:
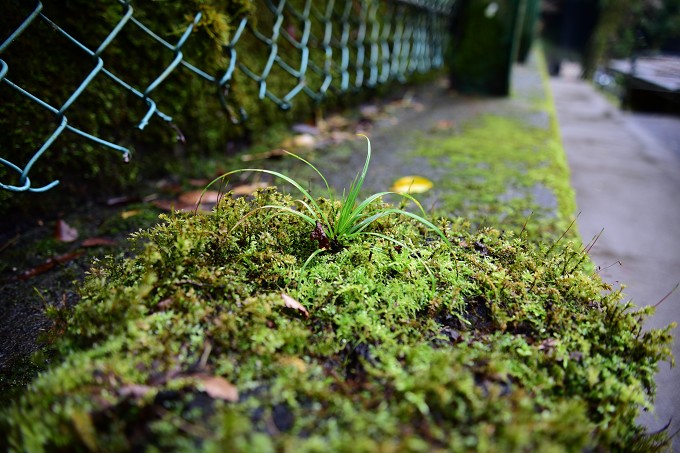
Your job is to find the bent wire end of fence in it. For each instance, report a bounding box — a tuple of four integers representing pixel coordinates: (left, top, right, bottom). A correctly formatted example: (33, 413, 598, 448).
(0, 157, 60, 192)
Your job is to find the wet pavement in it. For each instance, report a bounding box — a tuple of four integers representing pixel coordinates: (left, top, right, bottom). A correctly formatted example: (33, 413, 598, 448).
(551, 63, 680, 448)
(629, 112, 680, 161)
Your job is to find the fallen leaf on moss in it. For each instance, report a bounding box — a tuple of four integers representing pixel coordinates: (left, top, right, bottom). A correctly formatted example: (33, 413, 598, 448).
(310, 221, 330, 250)
(106, 195, 141, 206)
(282, 133, 316, 149)
(152, 196, 215, 213)
(538, 338, 559, 351)
(179, 190, 221, 206)
(188, 178, 211, 187)
(198, 375, 239, 402)
(156, 298, 173, 311)
(240, 148, 287, 162)
(55, 219, 78, 242)
(278, 356, 308, 373)
(390, 176, 434, 194)
(119, 384, 154, 399)
(231, 182, 269, 196)
(81, 237, 117, 247)
(281, 293, 310, 318)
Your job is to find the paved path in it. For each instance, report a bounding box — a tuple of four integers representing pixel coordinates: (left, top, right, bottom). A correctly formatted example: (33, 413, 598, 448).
(551, 67, 680, 447)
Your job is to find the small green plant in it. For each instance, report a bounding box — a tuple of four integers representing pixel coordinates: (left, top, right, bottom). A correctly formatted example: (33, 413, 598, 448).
(202, 135, 452, 267)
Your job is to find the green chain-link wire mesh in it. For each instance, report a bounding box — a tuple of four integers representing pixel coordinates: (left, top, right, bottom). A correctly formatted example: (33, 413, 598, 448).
(0, 0, 456, 193)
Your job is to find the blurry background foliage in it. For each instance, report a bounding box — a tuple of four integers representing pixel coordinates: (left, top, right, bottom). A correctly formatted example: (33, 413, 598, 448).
(599, 0, 680, 57)
(548, 0, 680, 77)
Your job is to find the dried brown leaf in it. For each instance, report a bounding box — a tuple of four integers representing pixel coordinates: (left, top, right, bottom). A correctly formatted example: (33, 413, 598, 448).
(188, 178, 211, 187)
(81, 237, 117, 248)
(119, 384, 154, 399)
(359, 104, 380, 120)
(281, 293, 310, 318)
(323, 114, 351, 130)
(151, 199, 210, 213)
(17, 251, 85, 281)
(179, 190, 221, 205)
(156, 298, 173, 311)
(231, 182, 269, 196)
(538, 338, 559, 351)
(328, 131, 354, 144)
(55, 219, 79, 242)
(240, 148, 287, 162)
(198, 375, 239, 402)
(310, 221, 330, 250)
(106, 195, 140, 206)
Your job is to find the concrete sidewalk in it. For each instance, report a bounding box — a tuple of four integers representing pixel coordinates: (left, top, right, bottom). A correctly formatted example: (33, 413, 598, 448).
(551, 64, 680, 447)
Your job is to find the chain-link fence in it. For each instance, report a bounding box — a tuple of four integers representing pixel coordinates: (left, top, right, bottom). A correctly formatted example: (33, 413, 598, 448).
(0, 0, 456, 193)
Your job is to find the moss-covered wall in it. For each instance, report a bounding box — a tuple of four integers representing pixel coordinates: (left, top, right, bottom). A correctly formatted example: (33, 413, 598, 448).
(0, 190, 673, 451)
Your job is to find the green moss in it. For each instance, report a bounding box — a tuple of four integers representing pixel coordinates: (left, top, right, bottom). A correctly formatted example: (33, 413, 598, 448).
(413, 113, 576, 244)
(1, 189, 673, 451)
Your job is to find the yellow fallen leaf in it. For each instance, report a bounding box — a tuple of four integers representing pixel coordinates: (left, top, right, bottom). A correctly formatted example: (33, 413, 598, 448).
(278, 356, 308, 373)
(390, 176, 434, 194)
(121, 209, 140, 219)
(70, 410, 98, 452)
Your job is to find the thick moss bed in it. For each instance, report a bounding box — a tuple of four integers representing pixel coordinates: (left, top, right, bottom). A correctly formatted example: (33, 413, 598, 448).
(1, 189, 673, 451)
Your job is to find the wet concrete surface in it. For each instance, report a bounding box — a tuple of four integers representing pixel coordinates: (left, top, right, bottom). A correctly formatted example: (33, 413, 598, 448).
(628, 112, 680, 161)
(551, 65, 680, 448)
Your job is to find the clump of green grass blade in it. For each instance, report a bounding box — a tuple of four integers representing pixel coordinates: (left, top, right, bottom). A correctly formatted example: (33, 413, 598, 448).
(200, 135, 452, 278)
